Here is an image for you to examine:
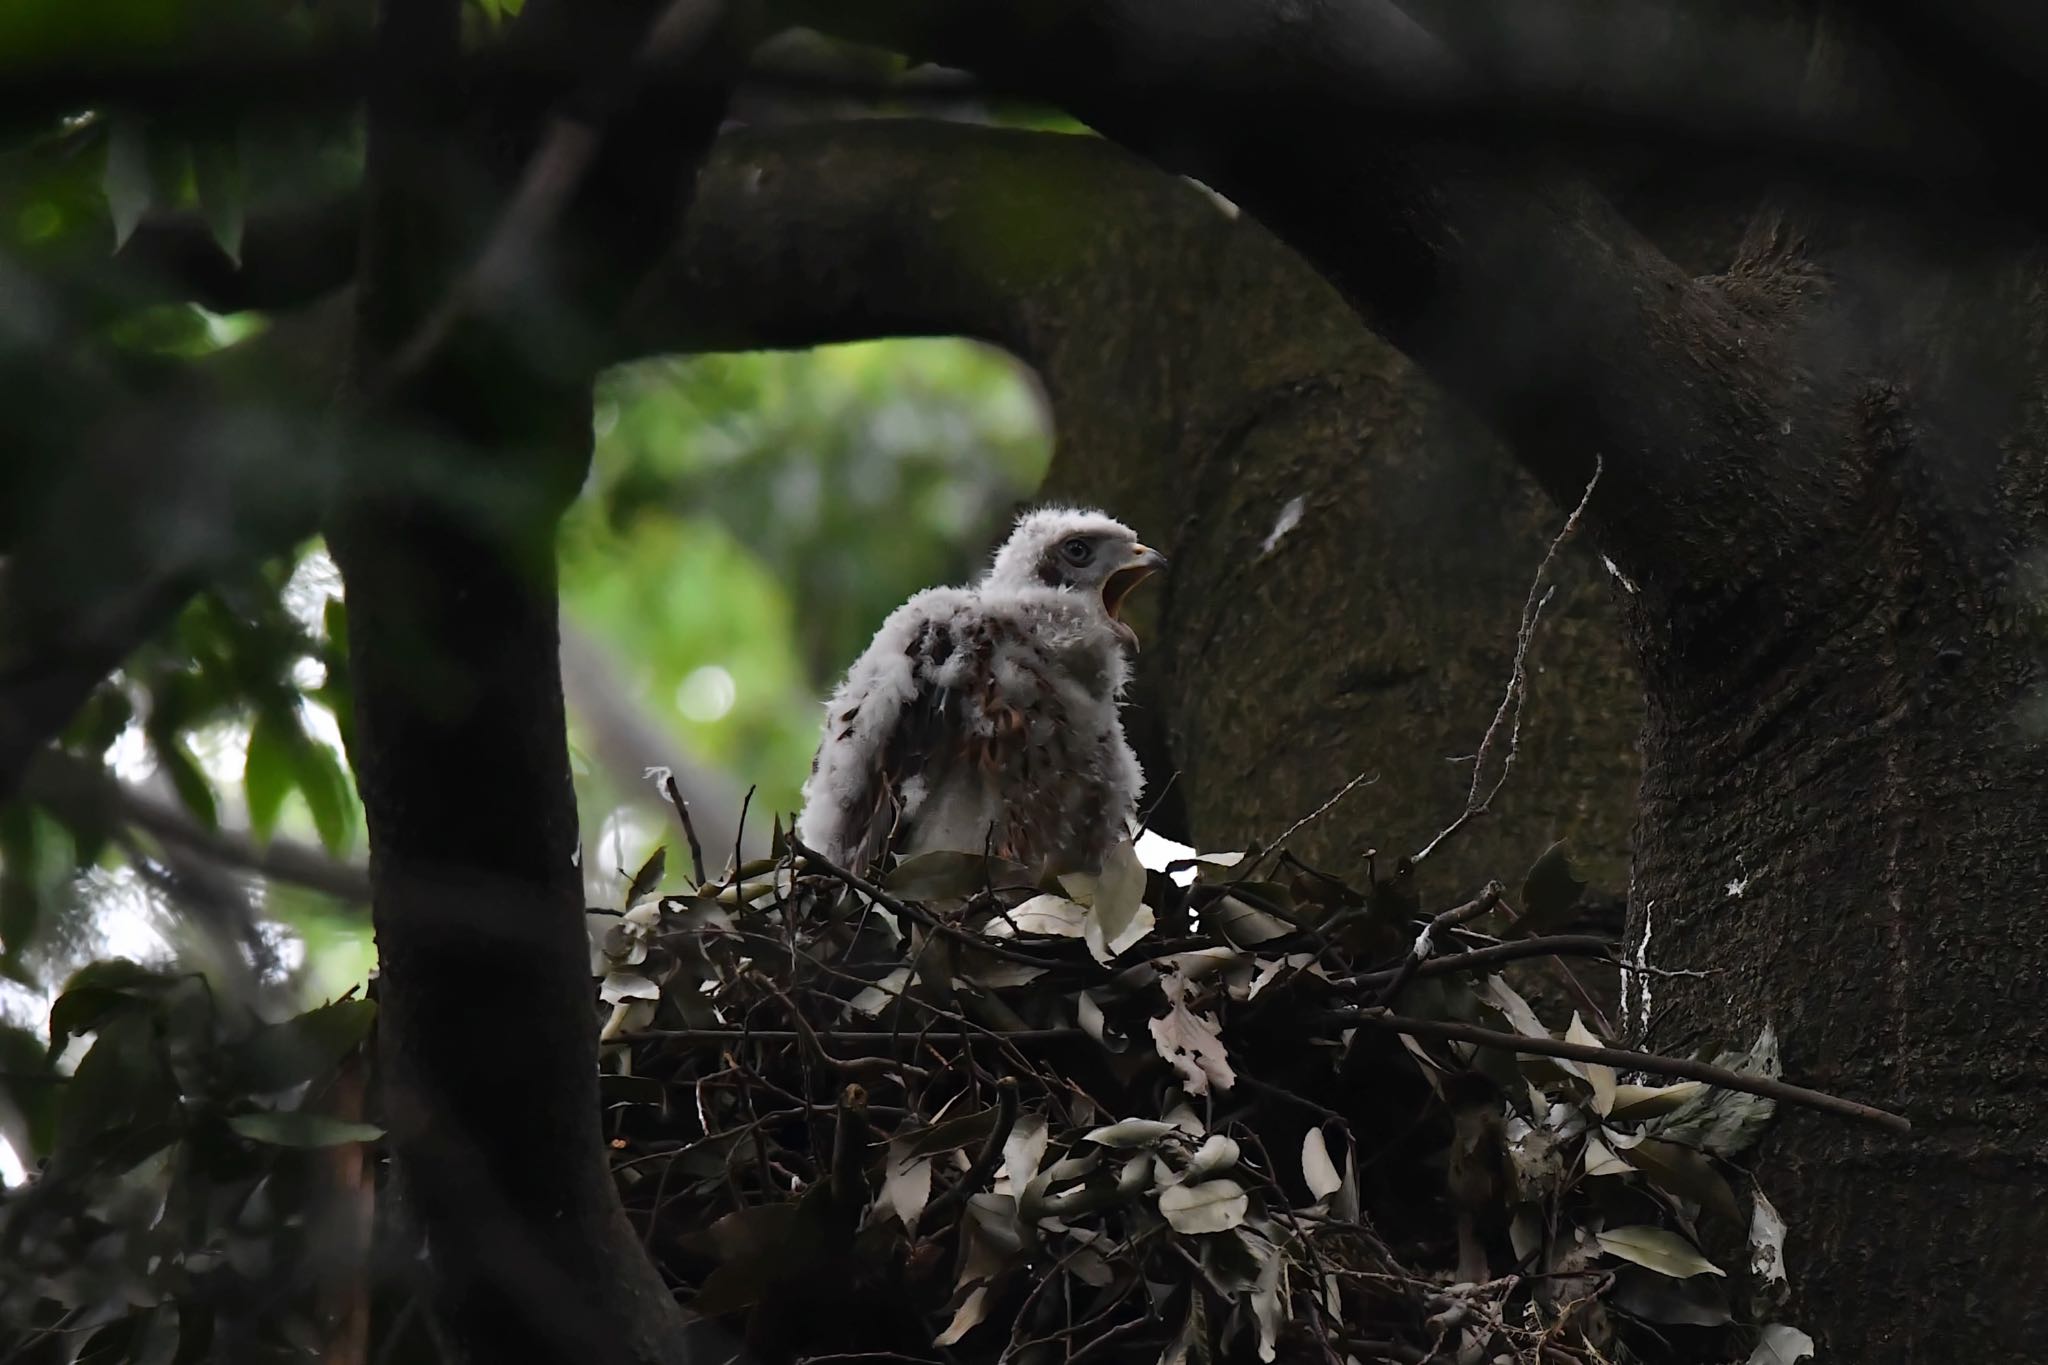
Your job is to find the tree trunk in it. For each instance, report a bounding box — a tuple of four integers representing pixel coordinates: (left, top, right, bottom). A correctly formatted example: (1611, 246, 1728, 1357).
(326, 0, 711, 1359)
(1613, 236, 2048, 1357)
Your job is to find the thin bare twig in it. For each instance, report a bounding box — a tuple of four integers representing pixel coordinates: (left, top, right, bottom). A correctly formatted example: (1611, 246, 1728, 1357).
(787, 836, 1078, 971)
(1343, 1007, 1911, 1133)
(659, 771, 710, 889)
(1251, 770, 1378, 873)
(1372, 882, 1507, 1004)
(1413, 457, 1602, 865)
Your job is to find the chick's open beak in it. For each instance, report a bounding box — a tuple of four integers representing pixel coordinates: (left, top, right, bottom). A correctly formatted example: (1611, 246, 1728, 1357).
(1102, 543, 1167, 649)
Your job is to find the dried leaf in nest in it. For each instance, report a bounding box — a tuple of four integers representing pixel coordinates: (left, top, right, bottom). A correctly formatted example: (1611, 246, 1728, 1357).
(1750, 1186, 1789, 1300)
(880, 1139, 933, 1232)
(1512, 840, 1586, 938)
(1608, 1080, 1707, 1121)
(1595, 1225, 1724, 1279)
(1747, 1324, 1816, 1364)
(983, 893, 1087, 938)
(885, 850, 1030, 903)
(1300, 1128, 1342, 1202)
(1063, 839, 1156, 962)
(1084, 1118, 1180, 1148)
(1157, 1178, 1248, 1234)
(1149, 986, 1234, 1096)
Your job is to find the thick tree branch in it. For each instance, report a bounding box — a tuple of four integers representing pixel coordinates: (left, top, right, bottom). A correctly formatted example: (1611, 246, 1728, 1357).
(794, 2, 1839, 591)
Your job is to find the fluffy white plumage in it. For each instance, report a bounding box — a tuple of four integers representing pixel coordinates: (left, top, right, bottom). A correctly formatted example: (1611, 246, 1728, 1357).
(796, 507, 1167, 878)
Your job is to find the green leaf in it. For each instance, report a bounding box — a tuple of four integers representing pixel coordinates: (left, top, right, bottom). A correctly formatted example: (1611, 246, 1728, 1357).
(191, 129, 244, 264)
(53, 1012, 181, 1172)
(243, 708, 297, 841)
(159, 738, 220, 831)
(229, 1111, 384, 1147)
(1612, 1134, 1745, 1227)
(290, 736, 355, 853)
(1595, 1225, 1725, 1278)
(48, 958, 178, 1053)
(1651, 1027, 1780, 1157)
(1511, 840, 1586, 938)
(226, 998, 375, 1093)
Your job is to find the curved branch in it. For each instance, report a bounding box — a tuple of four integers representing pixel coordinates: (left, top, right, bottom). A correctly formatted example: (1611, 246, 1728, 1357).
(792, 3, 1837, 589)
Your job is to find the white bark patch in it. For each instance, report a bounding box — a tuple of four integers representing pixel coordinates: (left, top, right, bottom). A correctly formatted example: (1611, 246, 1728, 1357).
(1601, 553, 1640, 594)
(1623, 899, 1657, 1037)
(1259, 496, 1305, 556)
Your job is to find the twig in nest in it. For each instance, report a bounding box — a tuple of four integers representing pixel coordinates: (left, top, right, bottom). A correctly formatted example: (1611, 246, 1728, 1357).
(787, 836, 1076, 972)
(1343, 1007, 1911, 1133)
(922, 1077, 1019, 1227)
(661, 772, 710, 888)
(1412, 456, 1601, 866)
(1372, 882, 1507, 1004)
(1251, 770, 1377, 873)
(730, 783, 755, 886)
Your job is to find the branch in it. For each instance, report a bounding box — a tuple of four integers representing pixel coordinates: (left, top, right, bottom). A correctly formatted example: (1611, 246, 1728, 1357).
(1344, 1008, 1911, 1133)
(795, 1, 1838, 588)
(20, 749, 371, 903)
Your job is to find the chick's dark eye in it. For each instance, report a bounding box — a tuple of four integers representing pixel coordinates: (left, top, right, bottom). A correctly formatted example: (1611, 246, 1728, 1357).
(1061, 537, 1093, 565)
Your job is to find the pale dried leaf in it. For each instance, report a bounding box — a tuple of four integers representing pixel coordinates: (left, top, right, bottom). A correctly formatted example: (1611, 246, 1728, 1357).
(1566, 1013, 1616, 1114)
(1746, 1324, 1815, 1365)
(1249, 1232, 1286, 1362)
(986, 894, 1087, 938)
(935, 1222, 1008, 1346)
(1596, 1226, 1725, 1279)
(1211, 895, 1292, 946)
(997, 1113, 1050, 1195)
(968, 960, 1047, 989)
(1086, 899, 1156, 964)
(1301, 1128, 1342, 1200)
(1480, 974, 1550, 1040)
(1149, 1001, 1235, 1096)
(882, 1139, 934, 1231)
(849, 966, 912, 1017)
(1158, 1178, 1249, 1234)
(1084, 1118, 1180, 1148)
(600, 971, 659, 1004)
(1066, 840, 1155, 962)
(1609, 1081, 1708, 1121)
(1583, 1131, 1632, 1177)
(1185, 1134, 1240, 1181)
(1750, 1187, 1788, 1292)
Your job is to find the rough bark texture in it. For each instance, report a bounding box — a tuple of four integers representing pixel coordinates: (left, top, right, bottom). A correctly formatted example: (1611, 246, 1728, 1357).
(1618, 226, 2048, 1356)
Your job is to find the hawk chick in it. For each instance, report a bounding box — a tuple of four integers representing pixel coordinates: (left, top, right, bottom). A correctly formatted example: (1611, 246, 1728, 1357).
(796, 507, 1166, 879)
